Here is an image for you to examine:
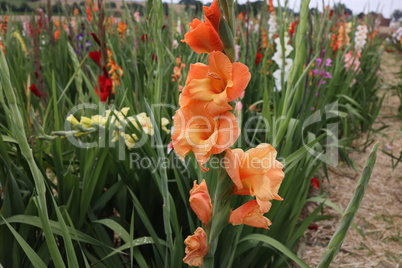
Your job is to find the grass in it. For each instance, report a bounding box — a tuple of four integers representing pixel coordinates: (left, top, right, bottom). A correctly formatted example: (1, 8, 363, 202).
(0, 0, 386, 266)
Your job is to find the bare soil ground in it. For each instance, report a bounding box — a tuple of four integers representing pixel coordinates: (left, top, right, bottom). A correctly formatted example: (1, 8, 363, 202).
(301, 52, 402, 267)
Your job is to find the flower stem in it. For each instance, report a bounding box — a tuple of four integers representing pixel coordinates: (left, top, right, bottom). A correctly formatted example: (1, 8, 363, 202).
(203, 163, 233, 268)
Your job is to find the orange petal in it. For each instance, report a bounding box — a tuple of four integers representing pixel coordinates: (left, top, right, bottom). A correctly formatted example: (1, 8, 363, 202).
(224, 149, 244, 190)
(212, 89, 229, 106)
(204, 101, 233, 117)
(229, 200, 272, 229)
(189, 180, 212, 225)
(186, 78, 215, 102)
(227, 62, 251, 101)
(208, 51, 233, 86)
(211, 112, 240, 155)
(203, 0, 221, 30)
(240, 143, 277, 177)
(182, 19, 223, 54)
(265, 164, 285, 201)
(186, 63, 209, 82)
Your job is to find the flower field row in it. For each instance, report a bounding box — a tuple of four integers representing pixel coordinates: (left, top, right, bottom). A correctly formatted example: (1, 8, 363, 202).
(0, 0, 387, 267)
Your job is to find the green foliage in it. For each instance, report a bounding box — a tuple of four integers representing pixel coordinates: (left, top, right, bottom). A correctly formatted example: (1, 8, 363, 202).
(318, 144, 378, 267)
(0, 0, 384, 267)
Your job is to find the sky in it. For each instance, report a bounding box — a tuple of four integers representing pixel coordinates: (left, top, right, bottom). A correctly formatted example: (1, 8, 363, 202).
(159, 0, 402, 18)
(272, 0, 402, 18)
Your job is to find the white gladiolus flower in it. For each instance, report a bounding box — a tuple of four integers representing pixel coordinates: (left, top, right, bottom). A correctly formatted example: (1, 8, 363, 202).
(273, 69, 283, 91)
(172, 40, 179, 49)
(272, 36, 293, 92)
(272, 51, 284, 67)
(283, 58, 293, 72)
(268, 13, 278, 39)
(354, 25, 368, 52)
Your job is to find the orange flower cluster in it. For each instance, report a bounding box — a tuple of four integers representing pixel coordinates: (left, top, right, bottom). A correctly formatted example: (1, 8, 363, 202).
(179, 1, 284, 266)
(53, 19, 69, 42)
(86, 0, 98, 22)
(106, 48, 124, 88)
(268, 0, 275, 13)
(117, 22, 128, 38)
(181, 0, 223, 54)
(225, 144, 284, 228)
(330, 22, 350, 52)
(171, 57, 186, 83)
(173, 51, 250, 170)
(185, 181, 212, 266)
(174, 2, 250, 170)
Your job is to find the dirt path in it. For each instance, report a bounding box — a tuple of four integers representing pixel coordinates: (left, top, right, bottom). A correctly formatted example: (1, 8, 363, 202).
(302, 52, 402, 267)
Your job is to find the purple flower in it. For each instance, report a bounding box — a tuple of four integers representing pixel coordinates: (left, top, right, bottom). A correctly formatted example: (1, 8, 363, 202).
(315, 58, 322, 66)
(318, 79, 327, 87)
(76, 33, 84, 41)
(324, 71, 332, 79)
(325, 58, 332, 67)
(312, 69, 319, 76)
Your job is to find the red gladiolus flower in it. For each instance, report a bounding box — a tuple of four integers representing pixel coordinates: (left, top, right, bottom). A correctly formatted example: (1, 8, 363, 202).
(89, 51, 101, 66)
(311, 177, 320, 189)
(288, 20, 298, 38)
(29, 84, 41, 97)
(141, 34, 149, 42)
(95, 74, 113, 102)
(255, 52, 264, 66)
(29, 84, 46, 98)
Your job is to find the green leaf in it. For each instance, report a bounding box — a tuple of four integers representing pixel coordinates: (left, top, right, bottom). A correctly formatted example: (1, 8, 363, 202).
(0, 215, 47, 268)
(238, 234, 309, 268)
(93, 219, 131, 243)
(317, 144, 378, 267)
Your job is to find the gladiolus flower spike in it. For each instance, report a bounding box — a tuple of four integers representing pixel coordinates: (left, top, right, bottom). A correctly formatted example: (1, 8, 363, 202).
(178, 1, 285, 266)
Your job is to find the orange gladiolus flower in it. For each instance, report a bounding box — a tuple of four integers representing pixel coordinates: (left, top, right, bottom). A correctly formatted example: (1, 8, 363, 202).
(183, 227, 208, 267)
(86, 6, 93, 22)
(229, 200, 272, 229)
(106, 49, 123, 88)
(179, 51, 251, 116)
(181, 0, 223, 54)
(224, 144, 284, 213)
(54, 30, 60, 41)
(117, 22, 128, 37)
(189, 179, 212, 225)
(172, 102, 240, 171)
(268, 0, 275, 13)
